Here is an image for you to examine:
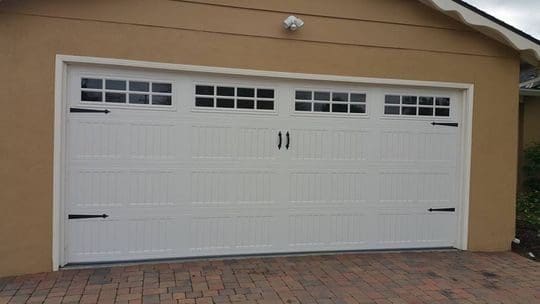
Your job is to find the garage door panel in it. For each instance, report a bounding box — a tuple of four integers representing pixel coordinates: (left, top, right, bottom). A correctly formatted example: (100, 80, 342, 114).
(69, 120, 126, 160)
(64, 67, 464, 264)
(67, 219, 124, 263)
(67, 216, 184, 263)
(379, 130, 418, 161)
(328, 130, 370, 161)
(69, 119, 181, 161)
(417, 172, 453, 203)
(376, 211, 456, 247)
(287, 211, 369, 249)
(417, 131, 458, 162)
(290, 128, 371, 161)
(127, 122, 177, 161)
(68, 168, 180, 208)
(378, 170, 455, 205)
(124, 216, 178, 256)
(379, 129, 458, 163)
(290, 129, 327, 160)
(190, 169, 276, 206)
(191, 125, 236, 160)
(68, 168, 126, 208)
(191, 124, 280, 161)
(288, 171, 369, 205)
(187, 213, 277, 254)
(237, 127, 280, 160)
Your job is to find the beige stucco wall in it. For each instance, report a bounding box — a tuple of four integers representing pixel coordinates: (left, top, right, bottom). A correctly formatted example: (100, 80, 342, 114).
(519, 97, 540, 188)
(0, 0, 521, 277)
(522, 97, 540, 147)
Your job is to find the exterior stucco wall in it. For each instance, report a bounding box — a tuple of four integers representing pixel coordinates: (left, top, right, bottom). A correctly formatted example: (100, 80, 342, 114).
(0, 0, 520, 277)
(522, 97, 540, 148)
(519, 97, 540, 188)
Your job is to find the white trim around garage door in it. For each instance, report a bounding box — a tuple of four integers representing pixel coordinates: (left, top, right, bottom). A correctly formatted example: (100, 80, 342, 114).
(52, 54, 474, 270)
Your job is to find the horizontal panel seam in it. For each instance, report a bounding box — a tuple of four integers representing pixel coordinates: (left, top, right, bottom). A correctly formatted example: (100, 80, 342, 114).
(172, 0, 476, 33)
(0, 11, 512, 60)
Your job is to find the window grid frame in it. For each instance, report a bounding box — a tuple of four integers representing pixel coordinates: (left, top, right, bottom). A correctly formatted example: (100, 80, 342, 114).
(383, 94, 451, 118)
(294, 89, 368, 116)
(80, 76, 174, 107)
(194, 84, 276, 112)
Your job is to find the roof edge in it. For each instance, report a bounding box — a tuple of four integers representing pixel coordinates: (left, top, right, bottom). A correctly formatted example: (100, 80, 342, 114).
(452, 0, 540, 46)
(520, 76, 540, 88)
(419, 0, 540, 66)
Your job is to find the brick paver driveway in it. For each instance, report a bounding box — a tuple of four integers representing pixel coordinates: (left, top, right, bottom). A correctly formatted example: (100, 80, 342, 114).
(1, 251, 538, 304)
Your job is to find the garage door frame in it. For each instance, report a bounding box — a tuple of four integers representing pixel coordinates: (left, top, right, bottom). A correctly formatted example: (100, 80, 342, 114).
(52, 54, 474, 270)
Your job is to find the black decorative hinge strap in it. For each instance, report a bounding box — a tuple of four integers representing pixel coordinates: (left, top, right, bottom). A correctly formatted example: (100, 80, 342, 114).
(70, 108, 110, 114)
(431, 122, 458, 127)
(68, 214, 109, 219)
(428, 208, 456, 212)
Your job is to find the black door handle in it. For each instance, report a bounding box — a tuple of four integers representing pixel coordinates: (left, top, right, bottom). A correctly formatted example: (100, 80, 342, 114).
(278, 131, 282, 150)
(69, 214, 109, 219)
(428, 208, 455, 212)
(286, 132, 290, 150)
(70, 108, 110, 114)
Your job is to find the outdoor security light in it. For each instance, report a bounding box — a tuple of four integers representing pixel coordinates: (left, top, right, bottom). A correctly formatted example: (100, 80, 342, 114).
(283, 15, 304, 31)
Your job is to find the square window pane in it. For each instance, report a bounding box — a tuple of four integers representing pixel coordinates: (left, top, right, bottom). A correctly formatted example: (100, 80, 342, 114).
(295, 102, 311, 111)
(314, 91, 330, 101)
(237, 99, 255, 109)
(313, 103, 330, 112)
(106, 79, 126, 90)
(217, 98, 234, 108)
(436, 97, 450, 106)
(238, 88, 255, 97)
(332, 92, 348, 102)
(81, 91, 102, 102)
(152, 83, 172, 93)
(129, 94, 149, 104)
(332, 103, 348, 113)
(402, 96, 417, 105)
(419, 107, 434, 116)
(256, 100, 274, 110)
(350, 104, 366, 113)
(385, 95, 400, 104)
(196, 97, 214, 107)
(384, 106, 400, 115)
(81, 78, 102, 89)
(257, 89, 274, 99)
(419, 97, 434, 105)
(130, 81, 149, 92)
(152, 95, 172, 106)
(351, 93, 366, 103)
(196, 85, 214, 95)
(296, 91, 312, 100)
(105, 92, 126, 103)
(435, 108, 450, 117)
(402, 106, 417, 115)
(217, 86, 235, 96)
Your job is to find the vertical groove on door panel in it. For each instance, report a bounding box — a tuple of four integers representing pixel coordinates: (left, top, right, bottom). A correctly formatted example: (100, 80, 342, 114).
(192, 126, 234, 159)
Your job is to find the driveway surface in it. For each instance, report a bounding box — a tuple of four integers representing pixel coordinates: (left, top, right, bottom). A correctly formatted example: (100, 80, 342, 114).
(0, 251, 538, 304)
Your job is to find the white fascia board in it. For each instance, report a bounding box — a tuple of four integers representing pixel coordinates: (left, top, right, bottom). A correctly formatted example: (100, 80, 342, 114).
(520, 76, 540, 89)
(520, 89, 540, 97)
(420, 0, 540, 66)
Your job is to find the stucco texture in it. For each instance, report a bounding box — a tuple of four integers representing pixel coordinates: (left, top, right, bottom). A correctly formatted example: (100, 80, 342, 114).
(0, 0, 521, 277)
(522, 97, 540, 148)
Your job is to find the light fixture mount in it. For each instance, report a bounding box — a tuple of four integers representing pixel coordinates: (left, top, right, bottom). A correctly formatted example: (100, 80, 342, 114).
(283, 15, 304, 31)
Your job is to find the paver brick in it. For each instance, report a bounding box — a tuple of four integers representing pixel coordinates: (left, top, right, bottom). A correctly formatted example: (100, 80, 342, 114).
(1, 252, 539, 304)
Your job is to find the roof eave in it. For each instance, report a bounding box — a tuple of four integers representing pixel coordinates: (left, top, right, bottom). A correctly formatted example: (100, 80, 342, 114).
(419, 0, 540, 66)
(520, 89, 540, 97)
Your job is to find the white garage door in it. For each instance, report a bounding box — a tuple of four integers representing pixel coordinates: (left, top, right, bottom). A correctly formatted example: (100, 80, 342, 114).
(63, 65, 463, 264)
